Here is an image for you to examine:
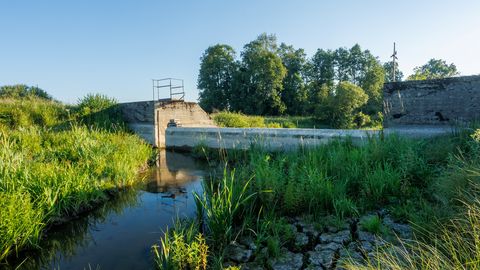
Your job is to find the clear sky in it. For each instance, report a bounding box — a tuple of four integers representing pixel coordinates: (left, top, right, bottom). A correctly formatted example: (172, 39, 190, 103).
(1, 0, 479, 103)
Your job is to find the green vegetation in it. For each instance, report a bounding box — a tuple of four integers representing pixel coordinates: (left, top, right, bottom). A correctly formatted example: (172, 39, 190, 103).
(0, 89, 153, 262)
(156, 127, 480, 269)
(198, 34, 460, 128)
(407, 58, 459, 81)
(153, 221, 208, 270)
(348, 199, 480, 270)
(212, 111, 349, 129)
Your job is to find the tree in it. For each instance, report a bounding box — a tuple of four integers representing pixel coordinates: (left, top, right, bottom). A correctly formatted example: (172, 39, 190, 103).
(383, 61, 404, 82)
(278, 43, 308, 115)
(231, 34, 287, 115)
(307, 49, 335, 114)
(198, 44, 238, 113)
(327, 82, 368, 128)
(0, 84, 52, 100)
(361, 64, 385, 114)
(407, 58, 459, 80)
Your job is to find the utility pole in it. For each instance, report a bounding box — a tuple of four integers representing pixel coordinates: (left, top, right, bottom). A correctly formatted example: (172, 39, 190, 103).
(391, 42, 398, 82)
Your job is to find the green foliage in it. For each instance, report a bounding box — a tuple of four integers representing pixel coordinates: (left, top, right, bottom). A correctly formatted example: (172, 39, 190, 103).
(327, 82, 369, 128)
(74, 93, 125, 131)
(383, 61, 404, 82)
(407, 58, 459, 80)
(0, 84, 52, 100)
(153, 221, 208, 270)
(231, 33, 287, 115)
(212, 111, 266, 128)
(0, 98, 68, 128)
(198, 45, 238, 113)
(213, 111, 325, 129)
(0, 94, 153, 261)
(348, 199, 480, 270)
(194, 170, 256, 250)
(277, 43, 308, 115)
(359, 215, 384, 235)
(76, 93, 117, 115)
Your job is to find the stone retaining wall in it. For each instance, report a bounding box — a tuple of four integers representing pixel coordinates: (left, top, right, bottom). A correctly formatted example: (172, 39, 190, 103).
(383, 75, 480, 127)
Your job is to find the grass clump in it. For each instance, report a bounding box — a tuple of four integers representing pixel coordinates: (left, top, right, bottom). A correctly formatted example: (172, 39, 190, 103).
(194, 169, 256, 250)
(153, 221, 208, 270)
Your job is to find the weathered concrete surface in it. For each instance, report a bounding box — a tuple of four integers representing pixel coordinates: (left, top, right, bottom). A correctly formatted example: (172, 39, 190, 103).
(384, 75, 480, 127)
(118, 101, 156, 144)
(165, 126, 454, 151)
(155, 100, 216, 147)
(118, 100, 215, 147)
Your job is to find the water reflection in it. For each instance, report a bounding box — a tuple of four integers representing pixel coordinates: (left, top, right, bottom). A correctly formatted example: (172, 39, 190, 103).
(4, 151, 206, 270)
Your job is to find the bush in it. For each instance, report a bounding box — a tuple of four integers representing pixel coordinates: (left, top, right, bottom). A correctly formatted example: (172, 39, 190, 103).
(0, 84, 52, 100)
(212, 111, 266, 128)
(353, 112, 372, 128)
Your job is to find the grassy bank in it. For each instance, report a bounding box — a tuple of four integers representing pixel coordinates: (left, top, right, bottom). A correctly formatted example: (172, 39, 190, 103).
(211, 111, 324, 129)
(154, 128, 480, 269)
(0, 95, 153, 262)
(211, 111, 381, 129)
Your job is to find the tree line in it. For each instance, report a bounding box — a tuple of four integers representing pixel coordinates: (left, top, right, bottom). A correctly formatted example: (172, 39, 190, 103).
(197, 33, 459, 128)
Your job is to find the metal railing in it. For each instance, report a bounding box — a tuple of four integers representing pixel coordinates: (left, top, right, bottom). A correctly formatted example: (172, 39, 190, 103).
(152, 78, 185, 101)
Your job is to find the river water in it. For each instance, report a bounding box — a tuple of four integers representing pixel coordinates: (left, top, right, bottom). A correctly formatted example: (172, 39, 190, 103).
(7, 151, 207, 270)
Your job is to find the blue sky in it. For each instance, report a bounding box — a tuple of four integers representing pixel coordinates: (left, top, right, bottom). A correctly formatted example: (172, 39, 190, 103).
(1, 0, 479, 103)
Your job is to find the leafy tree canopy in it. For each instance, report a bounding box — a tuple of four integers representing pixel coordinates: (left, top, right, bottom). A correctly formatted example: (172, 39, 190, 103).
(198, 44, 238, 113)
(383, 61, 404, 82)
(407, 58, 459, 80)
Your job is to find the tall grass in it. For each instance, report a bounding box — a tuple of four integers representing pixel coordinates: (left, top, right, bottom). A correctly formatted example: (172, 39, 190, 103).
(345, 198, 480, 270)
(194, 170, 256, 250)
(0, 96, 153, 261)
(153, 221, 208, 270)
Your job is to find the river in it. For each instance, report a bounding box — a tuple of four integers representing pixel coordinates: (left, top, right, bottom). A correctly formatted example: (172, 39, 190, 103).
(6, 151, 207, 270)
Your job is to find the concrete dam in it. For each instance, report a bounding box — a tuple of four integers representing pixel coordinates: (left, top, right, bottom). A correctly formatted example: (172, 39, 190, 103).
(119, 75, 480, 150)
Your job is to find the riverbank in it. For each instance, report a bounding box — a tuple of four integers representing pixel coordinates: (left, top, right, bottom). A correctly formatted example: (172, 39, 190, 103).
(0, 95, 154, 262)
(155, 128, 480, 269)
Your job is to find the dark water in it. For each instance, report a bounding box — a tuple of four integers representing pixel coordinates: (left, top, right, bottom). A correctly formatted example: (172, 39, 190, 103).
(7, 151, 206, 270)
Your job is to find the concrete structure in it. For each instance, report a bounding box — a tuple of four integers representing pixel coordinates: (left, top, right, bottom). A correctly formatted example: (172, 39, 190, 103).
(165, 126, 455, 151)
(118, 100, 215, 147)
(384, 75, 480, 127)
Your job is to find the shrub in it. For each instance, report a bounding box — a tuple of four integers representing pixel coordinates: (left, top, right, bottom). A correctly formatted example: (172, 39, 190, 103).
(353, 112, 372, 128)
(326, 82, 369, 128)
(0, 84, 52, 100)
(212, 111, 266, 128)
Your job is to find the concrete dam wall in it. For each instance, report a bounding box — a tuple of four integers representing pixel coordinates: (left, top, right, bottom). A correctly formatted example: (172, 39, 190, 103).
(384, 75, 480, 127)
(118, 100, 215, 147)
(165, 126, 454, 151)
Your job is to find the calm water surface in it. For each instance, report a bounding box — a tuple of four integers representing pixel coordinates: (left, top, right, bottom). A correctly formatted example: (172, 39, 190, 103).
(8, 151, 207, 270)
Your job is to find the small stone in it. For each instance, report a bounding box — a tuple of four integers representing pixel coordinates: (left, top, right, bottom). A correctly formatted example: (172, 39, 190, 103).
(294, 232, 309, 250)
(225, 243, 253, 263)
(268, 251, 303, 270)
(239, 236, 257, 251)
(320, 230, 352, 245)
(358, 240, 373, 253)
(327, 222, 350, 233)
(240, 262, 264, 270)
(314, 241, 343, 252)
(308, 248, 336, 268)
(357, 231, 376, 243)
(302, 223, 320, 240)
(390, 223, 412, 239)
